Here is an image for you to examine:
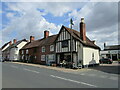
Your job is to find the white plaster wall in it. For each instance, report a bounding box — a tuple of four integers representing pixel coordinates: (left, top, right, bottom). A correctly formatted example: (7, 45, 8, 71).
(9, 41, 27, 61)
(77, 41, 83, 64)
(83, 47, 99, 65)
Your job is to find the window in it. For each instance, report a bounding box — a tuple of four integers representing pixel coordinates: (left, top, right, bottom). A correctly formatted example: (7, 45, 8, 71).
(92, 53, 94, 60)
(48, 54, 55, 60)
(42, 46, 45, 52)
(62, 40, 68, 48)
(50, 45, 54, 51)
(22, 50, 24, 54)
(41, 55, 45, 61)
(26, 50, 28, 54)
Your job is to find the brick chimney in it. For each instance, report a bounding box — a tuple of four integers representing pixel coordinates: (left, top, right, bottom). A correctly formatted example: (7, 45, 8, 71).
(44, 30, 49, 38)
(13, 39, 17, 44)
(80, 18, 86, 42)
(30, 36, 35, 42)
(9, 41, 12, 45)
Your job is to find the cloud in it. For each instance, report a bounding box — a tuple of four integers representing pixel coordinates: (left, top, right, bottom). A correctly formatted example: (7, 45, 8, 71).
(2, 2, 118, 50)
(69, 2, 118, 49)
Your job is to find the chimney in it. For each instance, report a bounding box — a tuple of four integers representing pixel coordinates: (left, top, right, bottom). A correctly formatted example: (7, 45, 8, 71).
(92, 40, 96, 44)
(30, 36, 35, 42)
(13, 39, 17, 44)
(80, 17, 86, 42)
(9, 41, 12, 45)
(104, 43, 106, 48)
(44, 30, 49, 38)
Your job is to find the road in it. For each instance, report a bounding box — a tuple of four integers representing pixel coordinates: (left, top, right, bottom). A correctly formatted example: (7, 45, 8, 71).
(2, 62, 119, 88)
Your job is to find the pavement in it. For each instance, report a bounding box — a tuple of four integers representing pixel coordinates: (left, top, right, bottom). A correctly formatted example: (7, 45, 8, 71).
(2, 61, 119, 88)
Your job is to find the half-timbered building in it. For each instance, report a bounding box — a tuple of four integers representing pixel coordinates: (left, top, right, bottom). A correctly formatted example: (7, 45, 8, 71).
(55, 18, 100, 67)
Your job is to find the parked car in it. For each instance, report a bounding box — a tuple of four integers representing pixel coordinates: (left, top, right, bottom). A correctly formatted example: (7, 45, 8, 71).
(99, 58, 113, 64)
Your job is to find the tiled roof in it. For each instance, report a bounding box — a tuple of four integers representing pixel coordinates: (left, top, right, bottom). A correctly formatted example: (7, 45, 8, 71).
(63, 26, 100, 49)
(4, 39, 27, 51)
(21, 35, 58, 49)
(104, 45, 120, 50)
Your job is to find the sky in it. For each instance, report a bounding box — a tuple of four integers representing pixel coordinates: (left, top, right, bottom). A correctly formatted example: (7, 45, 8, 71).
(0, 1, 119, 50)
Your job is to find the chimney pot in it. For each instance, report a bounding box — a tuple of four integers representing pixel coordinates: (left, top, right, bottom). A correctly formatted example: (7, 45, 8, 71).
(44, 30, 49, 38)
(13, 39, 17, 44)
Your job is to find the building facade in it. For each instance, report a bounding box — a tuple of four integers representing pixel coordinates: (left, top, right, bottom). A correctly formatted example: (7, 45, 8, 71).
(100, 44, 120, 60)
(19, 31, 57, 65)
(55, 18, 100, 67)
(2, 39, 28, 61)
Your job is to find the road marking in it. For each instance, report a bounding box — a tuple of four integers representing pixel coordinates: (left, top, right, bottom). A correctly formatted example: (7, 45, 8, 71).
(50, 75, 97, 88)
(24, 68, 39, 73)
(11, 65, 18, 69)
(80, 73, 85, 75)
(99, 75, 107, 78)
(88, 74, 96, 77)
(109, 76, 118, 80)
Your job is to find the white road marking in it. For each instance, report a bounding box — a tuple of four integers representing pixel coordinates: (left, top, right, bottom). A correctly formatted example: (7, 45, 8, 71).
(99, 75, 107, 78)
(11, 65, 18, 69)
(80, 73, 85, 75)
(109, 76, 118, 80)
(88, 74, 96, 77)
(50, 75, 97, 88)
(24, 68, 39, 73)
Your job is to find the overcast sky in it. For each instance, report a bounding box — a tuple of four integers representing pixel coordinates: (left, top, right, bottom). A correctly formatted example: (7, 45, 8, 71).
(0, 1, 118, 50)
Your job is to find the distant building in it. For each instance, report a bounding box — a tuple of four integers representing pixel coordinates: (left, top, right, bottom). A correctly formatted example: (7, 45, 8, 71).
(19, 31, 57, 64)
(100, 43, 120, 60)
(2, 39, 28, 61)
(2, 41, 12, 60)
(55, 18, 100, 67)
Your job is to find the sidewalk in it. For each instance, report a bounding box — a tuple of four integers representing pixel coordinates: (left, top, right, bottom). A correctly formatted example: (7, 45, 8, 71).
(7, 62, 91, 73)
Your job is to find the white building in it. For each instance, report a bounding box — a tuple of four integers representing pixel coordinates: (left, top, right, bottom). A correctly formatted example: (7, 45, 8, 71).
(2, 39, 28, 61)
(2, 41, 12, 61)
(100, 44, 120, 60)
(55, 18, 100, 67)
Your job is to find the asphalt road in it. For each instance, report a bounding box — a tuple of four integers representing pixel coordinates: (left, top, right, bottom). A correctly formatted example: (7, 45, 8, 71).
(2, 62, 119, 88)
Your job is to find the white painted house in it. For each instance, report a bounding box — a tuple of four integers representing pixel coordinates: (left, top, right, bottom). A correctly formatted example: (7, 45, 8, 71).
(2, 41, 12, 61)
(3, 39, 28, 61)
(55, 18, 100, 67)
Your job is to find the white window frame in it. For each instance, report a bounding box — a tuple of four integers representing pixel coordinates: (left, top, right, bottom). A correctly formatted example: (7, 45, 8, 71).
(50, 45, 54, 51)
(42, 46, 45, 52)
(26, 49, 28, 54)
(41, 55, 45, 61)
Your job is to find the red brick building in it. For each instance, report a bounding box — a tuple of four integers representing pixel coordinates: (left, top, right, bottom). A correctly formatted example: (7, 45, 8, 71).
(19, 31, 57, 65)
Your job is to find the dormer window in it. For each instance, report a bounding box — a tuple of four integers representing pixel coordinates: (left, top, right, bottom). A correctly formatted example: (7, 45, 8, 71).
(42, 46, 45, 52)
